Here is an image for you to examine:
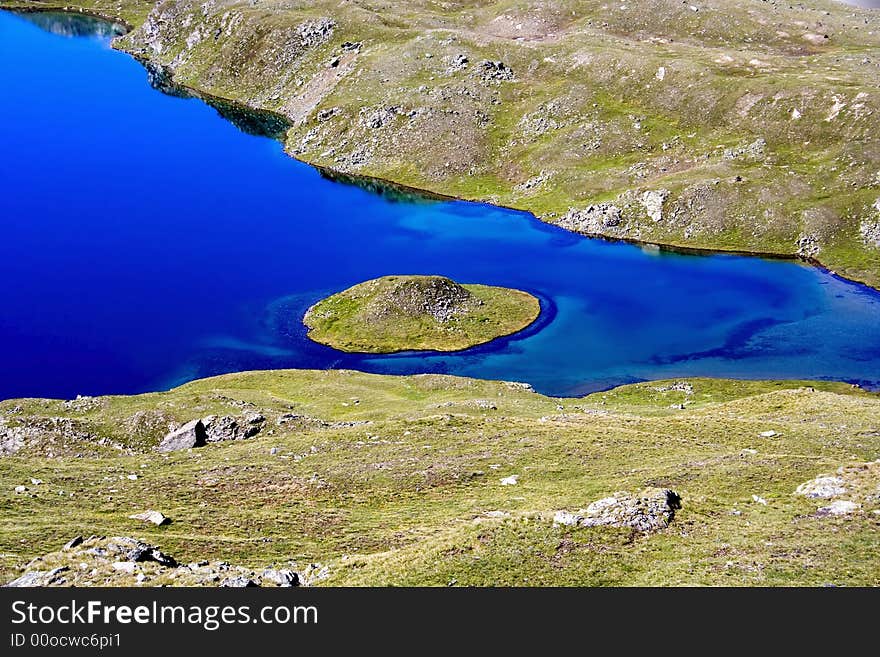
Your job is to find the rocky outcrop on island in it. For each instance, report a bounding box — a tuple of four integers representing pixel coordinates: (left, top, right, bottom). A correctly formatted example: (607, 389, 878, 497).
(303, 275, 540, 353)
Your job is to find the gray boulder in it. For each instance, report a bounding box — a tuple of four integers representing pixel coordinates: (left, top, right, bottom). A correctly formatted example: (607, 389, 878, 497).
(554, 488, 681, 532)
(262, 568, 300, 587)
(157, 419, 206, 452)
(795, 476, 847, 499)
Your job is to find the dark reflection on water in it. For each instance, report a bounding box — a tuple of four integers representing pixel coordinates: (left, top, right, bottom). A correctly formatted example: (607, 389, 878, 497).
(143, 62, 291, 139)
(13, 10, 126, 38)
(317, 169, 444, 204)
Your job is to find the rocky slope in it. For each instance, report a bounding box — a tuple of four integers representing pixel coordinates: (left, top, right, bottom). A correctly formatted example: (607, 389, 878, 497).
(5, 0, 880, 287)
(2, 371, 879, 586)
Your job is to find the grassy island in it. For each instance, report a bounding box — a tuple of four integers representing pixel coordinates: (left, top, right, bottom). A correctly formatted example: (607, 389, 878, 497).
(303, 275, 541, 353)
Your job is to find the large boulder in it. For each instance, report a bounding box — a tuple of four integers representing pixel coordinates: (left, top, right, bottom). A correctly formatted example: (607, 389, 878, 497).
(202, 413, 264, 442)
(554, 488, 681, 532)
(157, 419, 206, 452)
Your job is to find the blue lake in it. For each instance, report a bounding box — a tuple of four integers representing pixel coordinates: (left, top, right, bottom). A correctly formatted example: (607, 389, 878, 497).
(1, 9, 879, 400)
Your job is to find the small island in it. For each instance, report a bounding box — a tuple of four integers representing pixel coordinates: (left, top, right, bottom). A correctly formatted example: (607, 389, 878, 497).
(303, 275, 540, 353)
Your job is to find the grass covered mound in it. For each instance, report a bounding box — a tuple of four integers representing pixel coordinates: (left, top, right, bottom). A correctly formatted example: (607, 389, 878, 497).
(303, 275, 540, 353)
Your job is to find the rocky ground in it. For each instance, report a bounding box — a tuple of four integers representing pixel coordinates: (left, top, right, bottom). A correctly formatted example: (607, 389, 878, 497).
(4, 0, 880, 287)
(303, 275, 540, 352)
(2, 371, 879, 586)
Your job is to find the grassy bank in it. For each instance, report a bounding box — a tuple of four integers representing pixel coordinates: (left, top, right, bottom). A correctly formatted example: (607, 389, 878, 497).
(1, 370, 878, 586)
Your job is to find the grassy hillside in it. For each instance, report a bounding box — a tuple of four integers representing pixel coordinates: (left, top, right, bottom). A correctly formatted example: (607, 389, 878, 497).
(4, 0, 880, 287)
(2, 370, 878, 586)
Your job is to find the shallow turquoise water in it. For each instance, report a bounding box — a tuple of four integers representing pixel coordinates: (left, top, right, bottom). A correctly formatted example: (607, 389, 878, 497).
(1, 10, 879, 400)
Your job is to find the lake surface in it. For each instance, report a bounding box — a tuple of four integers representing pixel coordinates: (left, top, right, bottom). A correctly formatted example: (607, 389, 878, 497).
(1, 10, 879, 400)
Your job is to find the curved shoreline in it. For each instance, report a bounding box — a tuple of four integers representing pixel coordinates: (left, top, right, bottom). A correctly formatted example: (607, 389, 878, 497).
(5, 4, 880, 293)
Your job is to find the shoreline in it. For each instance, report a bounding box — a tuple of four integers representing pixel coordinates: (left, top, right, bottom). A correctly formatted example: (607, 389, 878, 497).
(4, 4, 880, 293)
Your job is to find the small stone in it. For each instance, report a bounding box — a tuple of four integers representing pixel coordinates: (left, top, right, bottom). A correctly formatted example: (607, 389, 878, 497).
(752, 495, 768, 506)
(127, 474, 138, 481)
(112, 562, 137, 574)
(14, 485, 27, 494)
(30, 478, 42, 485)
(759, 430, 778, 438)
(129, 510, 170, 526)
(816, 500, 859, 516)
(553, 510, 583, 526)
(270, 447, 278, 455)
(500, 475, 519, 486)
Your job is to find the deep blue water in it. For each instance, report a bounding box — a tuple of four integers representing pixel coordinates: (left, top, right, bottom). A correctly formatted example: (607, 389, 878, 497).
(1, 10, 879, 400)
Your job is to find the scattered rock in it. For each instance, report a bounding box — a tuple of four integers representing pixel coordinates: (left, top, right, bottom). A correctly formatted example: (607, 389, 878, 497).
(752, 495, 768, 506)
(201, 413, 264, 443)
(860, 200, 880, 248)
(2, 536, 324, 588)
(220, 576, 258, 587)
(816, 500, 859, 516)
(796, 476, 847, 499)
(797, 233, 820, 258)
(261, 568, 300, 587)
(500, 475, 519, 486)
(446, 53, 469, 73)
(360, 106, 401, 130)
(553, 510, 582, 526)
(129, 510, 171, 526)
(478, 60, 514, 82)
(297, 17, 334, 48)
(555, 488, 681, 532)
(157, 419, 206, 452)
(723, 137, 766, 161)
(13, 485, 27, 494)
(559, 203, 623, 234)
(6, 566, 69, 588)
(759, 430, 778, 438)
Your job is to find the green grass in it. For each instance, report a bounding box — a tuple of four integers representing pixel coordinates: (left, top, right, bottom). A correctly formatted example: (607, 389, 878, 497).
(303, 275, 541, 353)
(1, 370, 878, 586)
